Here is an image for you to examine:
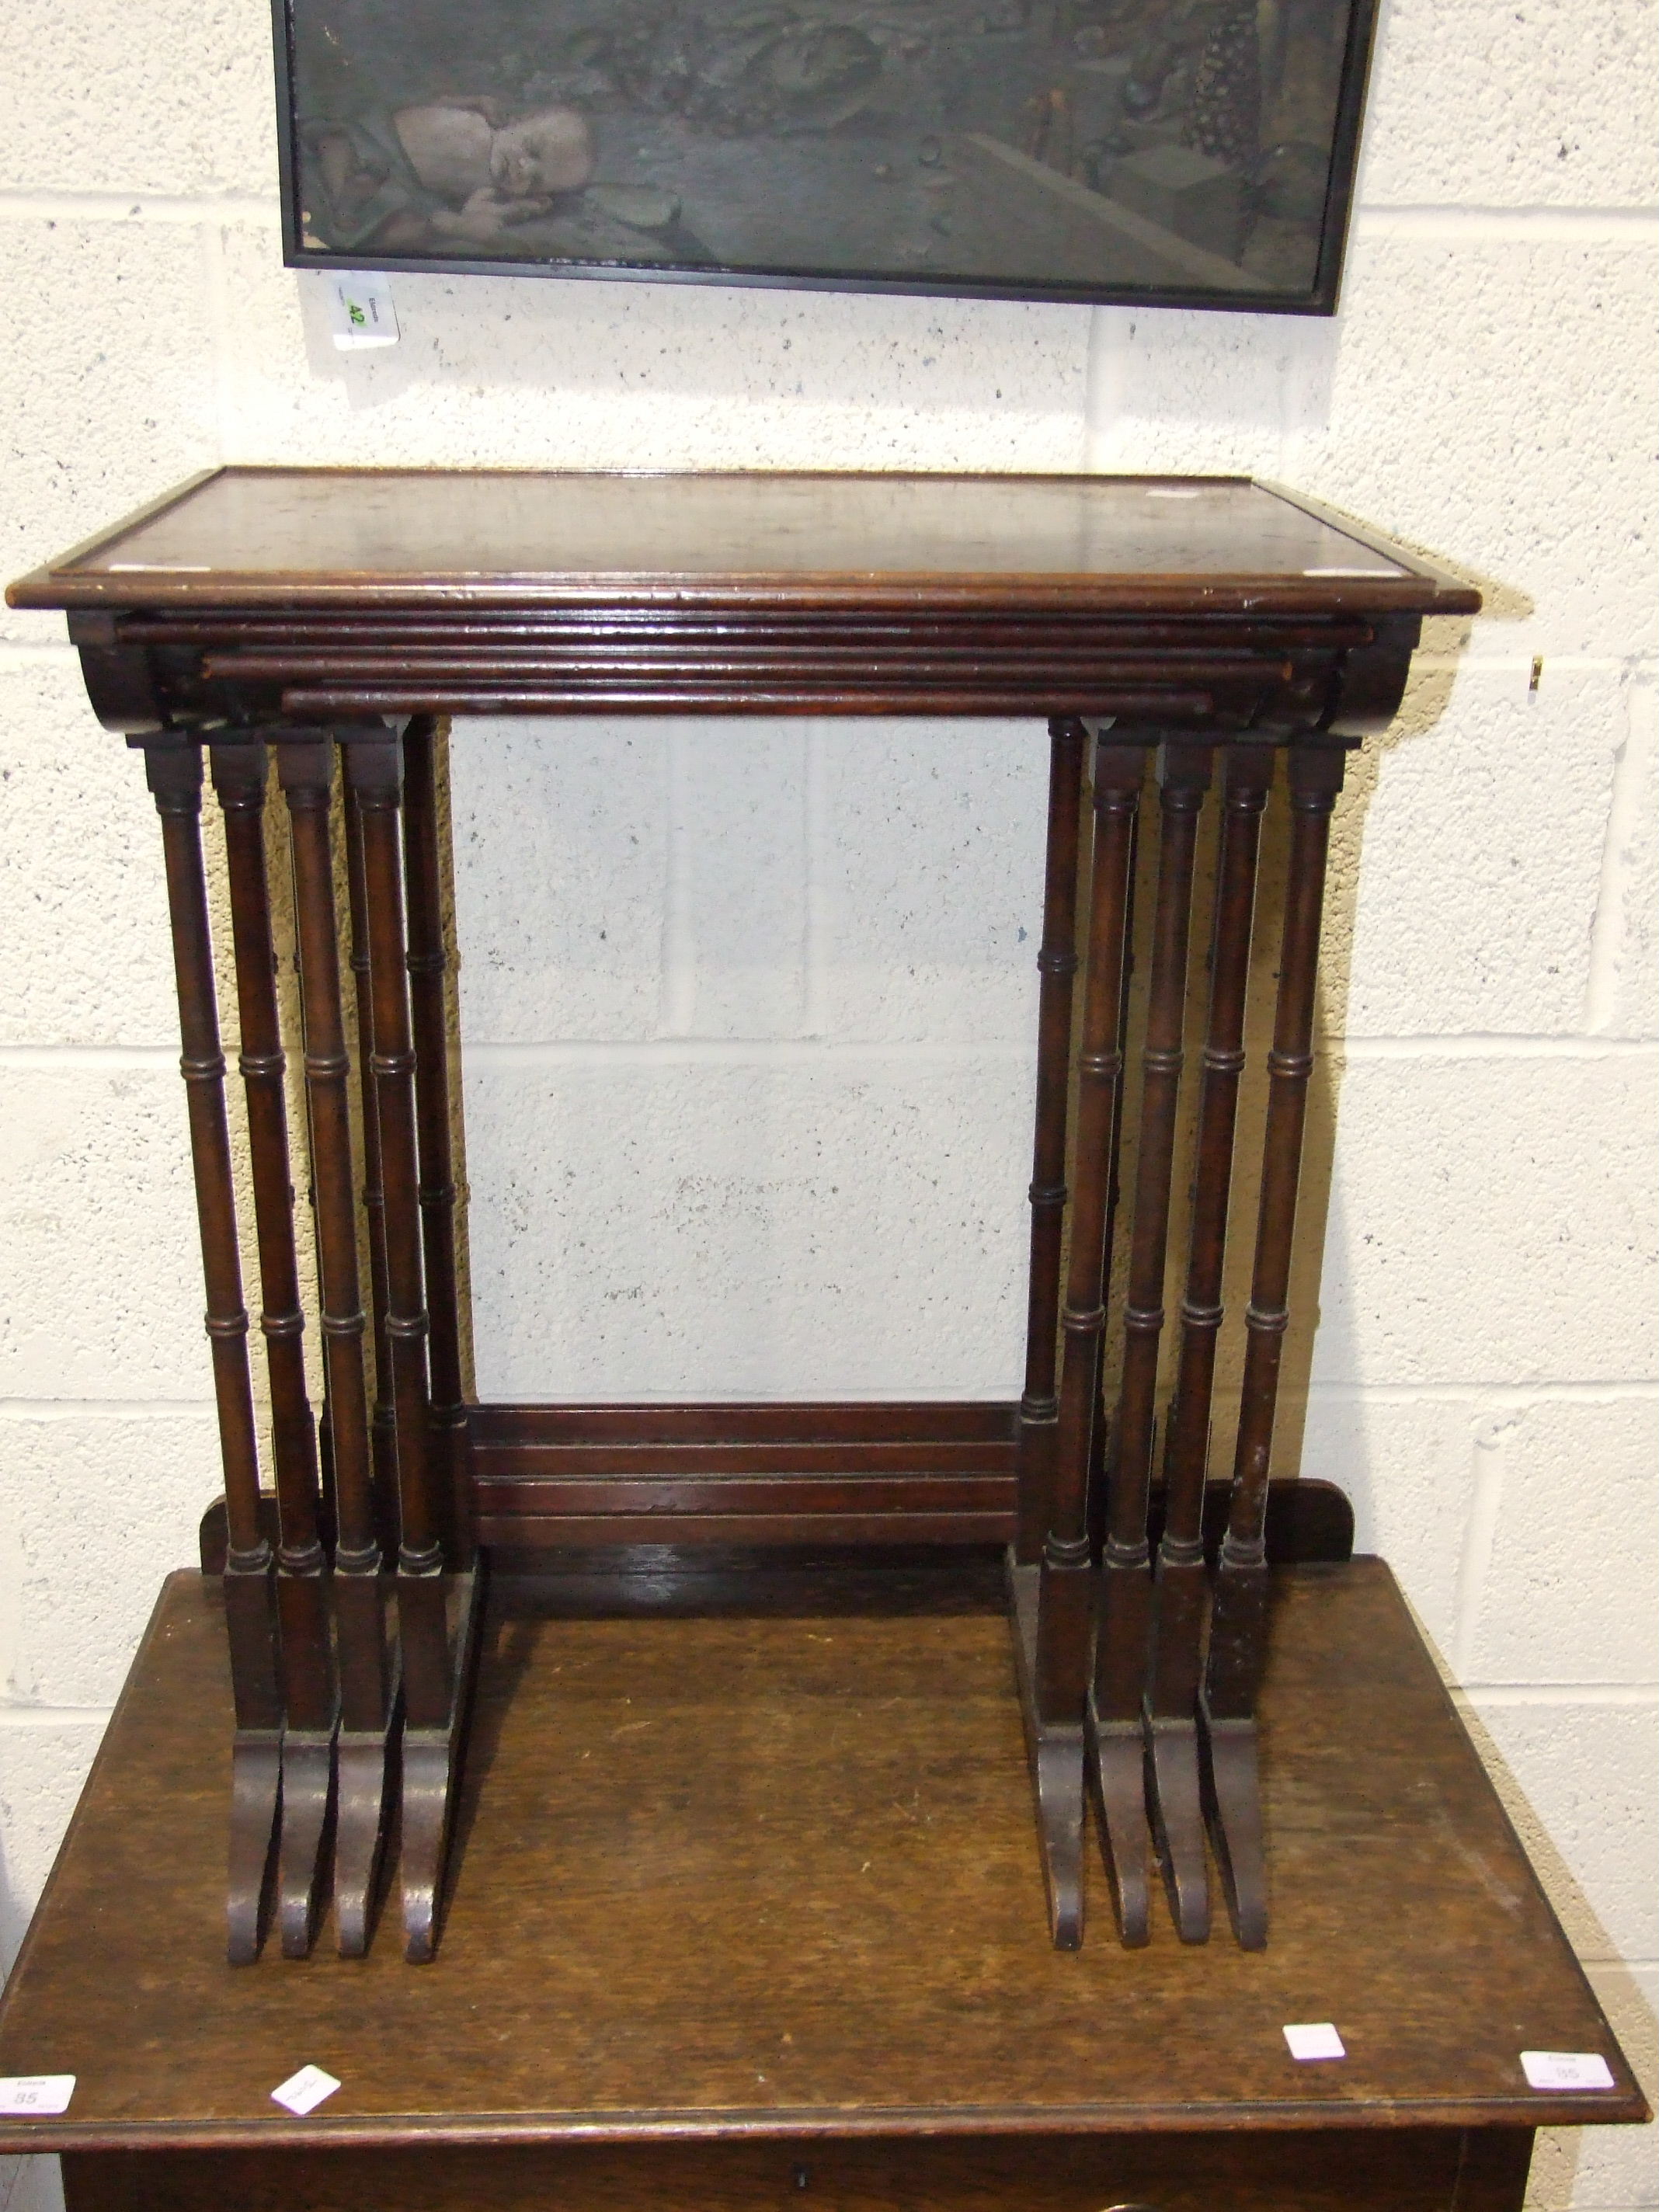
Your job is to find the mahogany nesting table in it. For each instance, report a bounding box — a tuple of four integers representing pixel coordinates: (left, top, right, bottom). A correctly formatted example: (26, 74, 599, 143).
(2, 468, 1646, 2203)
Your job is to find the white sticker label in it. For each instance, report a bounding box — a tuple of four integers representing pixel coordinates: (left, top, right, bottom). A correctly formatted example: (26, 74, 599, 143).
(1521, 2051, 1616, 2092)
(0, 2076, 75, 2116)
(1283, 2022, 1346, 2061)
(326, 273, 399, 351)
(1302, 565, 1400, 578)
(270, 2064, 342, 2116)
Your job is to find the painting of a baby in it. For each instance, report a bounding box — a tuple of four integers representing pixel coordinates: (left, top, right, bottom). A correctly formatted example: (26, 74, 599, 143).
(305, 96, 594, 253)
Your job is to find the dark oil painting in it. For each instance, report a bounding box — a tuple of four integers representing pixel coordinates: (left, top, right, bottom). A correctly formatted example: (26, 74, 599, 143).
(276, 0, 1377, 309)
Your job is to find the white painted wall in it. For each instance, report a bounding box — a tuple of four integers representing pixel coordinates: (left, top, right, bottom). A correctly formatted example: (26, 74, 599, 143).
(0, 2, 1654, 2205)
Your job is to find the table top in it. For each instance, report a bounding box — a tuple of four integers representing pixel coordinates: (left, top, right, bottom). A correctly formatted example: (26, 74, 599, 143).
(0, 1554, 1641, 2155)
(7, 469, 1479, 617)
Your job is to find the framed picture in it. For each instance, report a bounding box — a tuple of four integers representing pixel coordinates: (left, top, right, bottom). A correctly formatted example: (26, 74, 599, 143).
(274, 0, 1381, 314)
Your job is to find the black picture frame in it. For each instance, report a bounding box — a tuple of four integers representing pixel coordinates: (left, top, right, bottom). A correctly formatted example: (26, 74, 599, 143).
(273, 0, 1381, 316)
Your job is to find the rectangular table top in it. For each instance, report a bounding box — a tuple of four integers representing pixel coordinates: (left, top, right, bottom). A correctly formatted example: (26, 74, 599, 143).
(0, 1555, 1641, 2155)
(7, 469, 1479, 617)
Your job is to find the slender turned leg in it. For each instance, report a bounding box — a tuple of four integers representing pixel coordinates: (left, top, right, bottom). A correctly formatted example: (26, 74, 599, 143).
(139, 739, 282, 1966)
(344, 730, 476, 1963)
(402, 719, 473, 1564)
(1145, 745, 1271, 1942)
(279, 738, 398, 1958)
(209, 740, 336, 1960)
(1015, 718, 1087, 1563)
(345, 782, 398, 1562)
(1089, 741, 1211, 1946)
(1010, 739, 1143, 1949)
(1202, 743, 1346, 1949)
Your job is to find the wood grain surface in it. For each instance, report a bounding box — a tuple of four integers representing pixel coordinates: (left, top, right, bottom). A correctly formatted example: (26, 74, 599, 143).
(6, 469, 1477, 614)
(0, 1559, 1642, 2156)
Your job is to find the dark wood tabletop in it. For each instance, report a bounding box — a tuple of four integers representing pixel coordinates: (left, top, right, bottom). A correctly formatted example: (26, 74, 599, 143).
(6, 468, 1478, 617)
(0, 1555, 1640, 2162)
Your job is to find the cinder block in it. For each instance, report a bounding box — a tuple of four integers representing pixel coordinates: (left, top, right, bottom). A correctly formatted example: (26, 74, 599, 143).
(0, 1066, 211, 1400)
(1362, 0, 1659, 209)
(1087, 302, 1301, 480)
(1603, 678, 1658, 1041)
(0, 1414, 219, 1706)
(450, 719, 673, 1043)
(1467, 1397, 1659, 1688)
(1311, 1052, 1658, 1387)
(1465, 1694, 1659, 1960)
(0, 661, 176, 1049)
(0, 0, 276, 196)
(665, 723, 809, 1040)
(0, 1713, 106, 1971)
(1291, 235, 1659, 662)
(814, 719, 1047, 1043)
(214, 225, 1090, 471)
(1344, 661, 1624, 1037)
(1300, 1393, 1478, 1658)
(461, 1056, 1031, 1400)
(1097, 236, 1659, 661)
(0, 217, 217, 650)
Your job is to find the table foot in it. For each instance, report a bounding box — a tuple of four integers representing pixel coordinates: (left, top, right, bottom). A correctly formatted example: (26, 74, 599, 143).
(1006, 1556, 1084, 1950)
(277, 1727, 337, 1960)
(401, 1567, 484, 1964)
(226, 1730, 281, 1966)
(334, 1691, 400, 1960)
(1146, 1713, 1211, 1943)
(1200, 1697, 1268, 1949)
(1087, 1704, 1151, 1947)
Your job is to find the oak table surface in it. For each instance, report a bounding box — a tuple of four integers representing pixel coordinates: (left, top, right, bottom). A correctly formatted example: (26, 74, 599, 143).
(0, 1556, 1641, 2159)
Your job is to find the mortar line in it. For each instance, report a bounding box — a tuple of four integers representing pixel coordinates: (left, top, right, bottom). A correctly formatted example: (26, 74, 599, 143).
(1584, 680, 1654, 1035)
(0, 1705, 115, 1727)
(1456, 1685, 1659, 1708)
(802, 720, 828, 1038)
(1452, 1414, 1514, 1680)
(197, 208, 237, 464)
(1356, 205, 1658, 241)
(0, 1400, 220, 1420)
(4, 1379, 1653, 1421)
(0, 190, 282, 224)
(1083, 304, 1129, 471)
(6, 1031, 1654, 1075)
(658, 726, 697, 1036)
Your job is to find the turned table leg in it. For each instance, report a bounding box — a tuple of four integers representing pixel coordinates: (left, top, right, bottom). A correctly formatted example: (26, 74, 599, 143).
(402, 718, 473, 1563)
(344, 729, 480, 1963)
(1144, 744, 1271, 1942)
(1089, 742, 1211, 1947)
(1015, 718, 1087, 1564)
(280, 736, 398, 1957)
(210, 739, 338, 1960)
(344, 776, 399, 1563)
(1202, 743, 1346, 1949)
(1010, 737, 1143, 1949)
(138, 739, 283, 1965)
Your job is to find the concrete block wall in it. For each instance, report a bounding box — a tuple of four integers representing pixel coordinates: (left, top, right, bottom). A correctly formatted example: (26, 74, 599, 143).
(0, 1, 1654, 2204)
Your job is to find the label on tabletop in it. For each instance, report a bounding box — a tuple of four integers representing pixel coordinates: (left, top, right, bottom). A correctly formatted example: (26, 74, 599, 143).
(327, 273, 399, 350)
(1282, 2023, 1346, 2061)
(271, 2064, 342, 2116)
(0, 2076, 75, 2116)
(1521, 2051, 1616, 2092)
